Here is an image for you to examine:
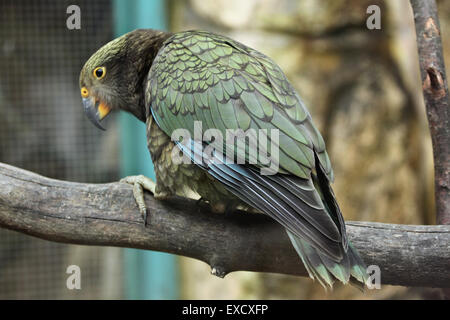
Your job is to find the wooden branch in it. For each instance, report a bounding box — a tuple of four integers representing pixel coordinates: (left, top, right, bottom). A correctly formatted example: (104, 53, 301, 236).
(0, 162, 449, 288)
(410, 0, 450, 225)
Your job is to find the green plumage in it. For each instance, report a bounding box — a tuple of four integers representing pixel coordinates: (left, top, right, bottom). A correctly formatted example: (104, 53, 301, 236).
(148, 32, 330, 178)
(80, 29, 367, 289)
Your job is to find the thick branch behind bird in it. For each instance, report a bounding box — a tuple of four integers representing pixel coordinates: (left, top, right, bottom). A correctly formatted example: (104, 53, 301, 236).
(410, 0, 450, 225)
(0, 162, 449, 288)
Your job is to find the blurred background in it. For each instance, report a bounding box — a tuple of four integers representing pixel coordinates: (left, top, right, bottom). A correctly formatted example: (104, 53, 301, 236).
(0, 0, 448, 299)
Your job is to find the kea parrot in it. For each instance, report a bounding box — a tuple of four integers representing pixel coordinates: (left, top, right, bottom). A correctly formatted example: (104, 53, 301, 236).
(79, 29, 367, 289)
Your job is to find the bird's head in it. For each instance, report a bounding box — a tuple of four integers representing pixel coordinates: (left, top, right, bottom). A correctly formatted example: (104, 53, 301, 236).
(79, 29, 170, 130)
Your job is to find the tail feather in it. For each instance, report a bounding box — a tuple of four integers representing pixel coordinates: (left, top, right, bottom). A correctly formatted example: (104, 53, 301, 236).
(287, 231, 334, 288)
(287, 230, 367, 289)
(347, 242, 368, 284)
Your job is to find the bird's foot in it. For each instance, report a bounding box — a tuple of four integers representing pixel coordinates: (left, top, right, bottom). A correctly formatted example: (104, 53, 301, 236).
(120, 175, 158, 226)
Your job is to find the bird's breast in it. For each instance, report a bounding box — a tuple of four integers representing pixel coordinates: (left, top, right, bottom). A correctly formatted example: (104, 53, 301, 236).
(146, 115, 242, 212)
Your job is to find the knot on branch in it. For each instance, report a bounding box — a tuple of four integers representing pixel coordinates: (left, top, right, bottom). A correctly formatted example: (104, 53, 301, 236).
(424, 67, 446, 98)
(424, 17, 440, 39)
(210, 266, 227, 278)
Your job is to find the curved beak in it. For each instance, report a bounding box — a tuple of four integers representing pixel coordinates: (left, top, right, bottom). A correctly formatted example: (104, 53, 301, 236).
(82, 97, 110, 131)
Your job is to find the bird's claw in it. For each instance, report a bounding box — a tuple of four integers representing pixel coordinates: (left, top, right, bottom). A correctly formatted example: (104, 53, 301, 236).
(120, 175, 156, 226)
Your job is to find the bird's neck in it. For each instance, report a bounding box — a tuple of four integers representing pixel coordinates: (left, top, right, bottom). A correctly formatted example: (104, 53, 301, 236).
(125, 29, 173, 122)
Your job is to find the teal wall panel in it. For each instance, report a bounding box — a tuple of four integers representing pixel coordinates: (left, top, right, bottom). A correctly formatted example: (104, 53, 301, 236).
(113, 0, 178, 300)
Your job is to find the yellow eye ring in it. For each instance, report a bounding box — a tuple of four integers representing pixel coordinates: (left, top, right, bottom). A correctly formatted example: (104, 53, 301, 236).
(93, 67, 106, 79)
(81, 87, 89, 98)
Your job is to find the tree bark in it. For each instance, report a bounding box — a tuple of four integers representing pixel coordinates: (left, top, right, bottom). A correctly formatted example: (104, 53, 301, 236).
(410, 0, 450, 225)
(0, 162, 449, 288)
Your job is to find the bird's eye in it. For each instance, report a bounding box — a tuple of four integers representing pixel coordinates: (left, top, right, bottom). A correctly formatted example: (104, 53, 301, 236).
(93, 67, 106, 79)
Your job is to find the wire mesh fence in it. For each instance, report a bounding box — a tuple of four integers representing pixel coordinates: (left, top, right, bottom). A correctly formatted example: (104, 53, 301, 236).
(0, 0, 124, 299)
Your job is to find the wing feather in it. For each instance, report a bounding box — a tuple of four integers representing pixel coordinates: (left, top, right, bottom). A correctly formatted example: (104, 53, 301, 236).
(147, 30, 347, 261)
